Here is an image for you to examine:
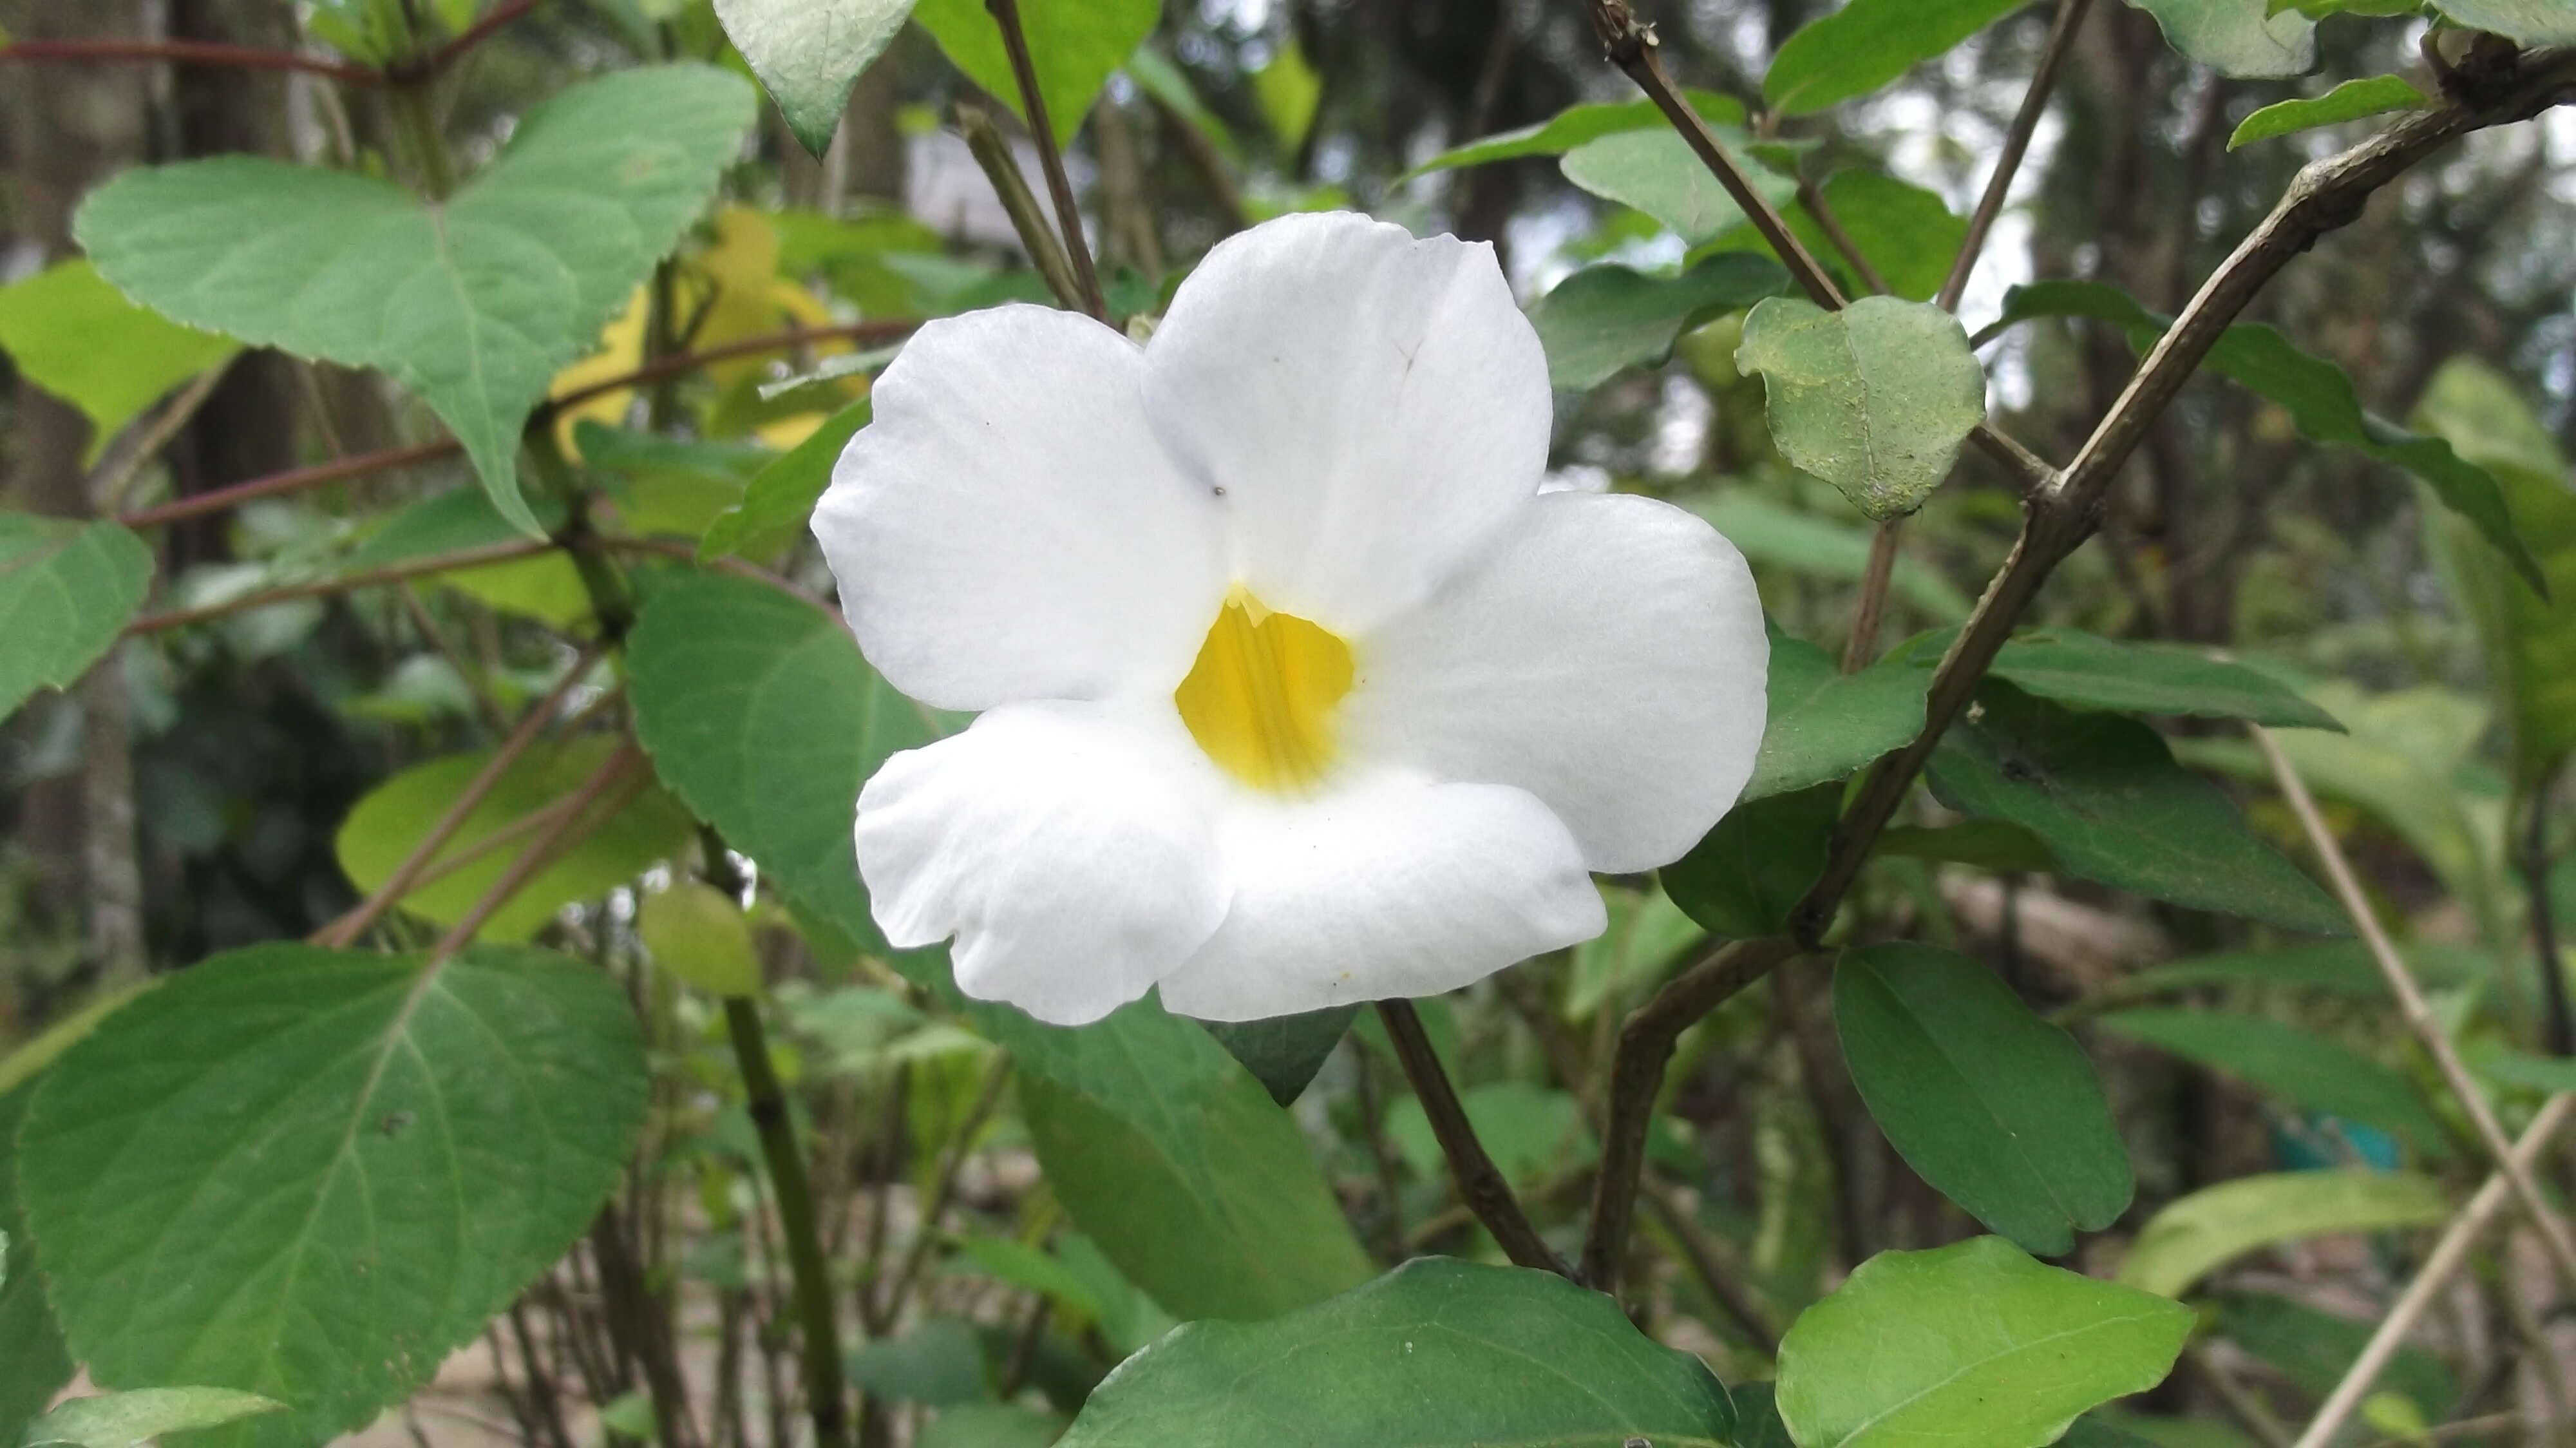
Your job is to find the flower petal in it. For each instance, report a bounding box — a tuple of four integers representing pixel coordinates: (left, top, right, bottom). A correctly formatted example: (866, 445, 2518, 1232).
(856, 701, 1231, 1027)
(1155, 772, 1605, 1022)
(1341, 491, 1767, 873)
(1142, 212, 1552, 634)
(817, 305, 1228, 712)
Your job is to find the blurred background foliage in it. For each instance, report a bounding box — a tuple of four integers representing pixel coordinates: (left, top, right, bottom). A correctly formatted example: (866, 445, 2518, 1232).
(1, 0, 2575, 1443)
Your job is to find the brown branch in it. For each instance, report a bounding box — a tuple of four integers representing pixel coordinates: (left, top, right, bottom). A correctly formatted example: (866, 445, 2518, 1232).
(1796, 178, 1891, 297)
(421, 0, 537, 76)
(1938, 0, 2094, 312)
(1577, 38, 2576, 1296)
(1580, 937, 1799, 1287)
(984, 0, 1106, 320)
(126, 537, 556, 633)
(958, 104, 1088, 312)
(1842, 520, 1903, 671)
(316, 651, 607, 948)
(119, 439, 460, 529)
(1376, 999, 1573, 1277)
(0, 37, 378, 84)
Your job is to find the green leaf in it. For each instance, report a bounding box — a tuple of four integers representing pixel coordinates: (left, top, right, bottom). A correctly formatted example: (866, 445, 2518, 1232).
(0, 1089, 75, 1448)
(1019, 1031, 1374, 1324)
(2122, 0, 2317, 75)
(2116, 940, 2484, 1001)
(844, 1318, 990, 1406)
(75, 66, 755, 537)
(2117, 1170, 2449, 1297)
(1927, 683, 2349, 934)
(911, 0, 1159, 146)
(1748, 628, 1931, 800)
(1384, 1082, 1594, 1188)
(1765, 0, 2032, 115)
(639, 879, 764, 997)
(713, 0, 911, 155)
(0, 260, 237, 464)
(2417, 359, 2576, 780)
(1836, 944, 2132, 1256)
(1766, 170, 1967, 303)
(2096, 1008, 2446, 1150)
(1736, 296, 1989, 521)
(921, 1405, 1068, 1448)
(1776, 1237, 2193, 1448)
(1687, 493, 1976, 620)
(1528, 253, 1789, 391)
(18, 944, 647, 1447)
(2429, 0, 2576, 42)
(1960, 627, 2345, 730)
(1874, 819, 2058, 872)
(1253, 39, 1321, 148)
(2217, 1292, 2456, 1418)
(1198, 1005, 1358, 1107)
(1560, 128, 1800, 243)
(334, 734, 698, 942)
(1400, 91, 1747, 179)
(20, 1390, 285, 1448)
(629, 575, 949, 960)
(2230, 75, 2429, 148)
(702, 398, 872, 560)
(1057, 1258, 1741, 1447)
(1663, 783, 1840, 939)
(0, 513, 153, 723)
(1995, 281, 2543, 593)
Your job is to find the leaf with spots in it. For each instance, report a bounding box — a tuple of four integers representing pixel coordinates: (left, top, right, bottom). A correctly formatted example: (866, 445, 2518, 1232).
(1736, 296, 1989, 521)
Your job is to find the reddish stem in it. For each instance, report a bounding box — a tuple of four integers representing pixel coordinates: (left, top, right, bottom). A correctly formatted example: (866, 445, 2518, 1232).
(0, 37, 379, 84)
(119, 440, 462, 529)
(419, 0, 540, 77)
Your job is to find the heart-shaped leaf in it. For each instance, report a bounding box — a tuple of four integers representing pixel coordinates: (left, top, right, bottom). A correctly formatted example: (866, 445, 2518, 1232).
(75, 66, 755, 536)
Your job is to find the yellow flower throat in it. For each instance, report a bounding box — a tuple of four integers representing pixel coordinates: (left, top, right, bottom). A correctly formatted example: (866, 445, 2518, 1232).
(1174, 589, 1355, 794)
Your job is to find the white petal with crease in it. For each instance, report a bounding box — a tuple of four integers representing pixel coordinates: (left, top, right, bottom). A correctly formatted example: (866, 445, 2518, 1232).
(817, 305, 1227, 713)
(1342, 491, 1768, 873)
(1156, 771, 1605, 1022)
(857, 701, 1231, 1027)
(1142, 211, 1552, 634)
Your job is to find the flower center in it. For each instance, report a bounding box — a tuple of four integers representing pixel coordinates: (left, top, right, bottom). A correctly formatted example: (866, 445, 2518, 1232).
(1174, 588, 1355, 794)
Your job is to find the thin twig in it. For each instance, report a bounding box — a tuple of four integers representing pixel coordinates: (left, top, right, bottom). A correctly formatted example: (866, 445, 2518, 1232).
(1584, 0, 2053, 496)
(426, 741, 647, 964)
(317, 653, 606, 948)
(957, 105, 1088, 312)
(419, 0, 536, 76)
(2253, 723, 2576, 1297)
(87, 361, 236, 515)
(1795, 178, 1891, 297)
(1638, 1176, 1781, 1353)
(545, 318, 921, 414)
(1938, 0, 2094, 313)
(874, 1057, 1013, 1329)
(2187, 1346, 2296, 1448)
(2292, 1093, 2576, 1448)
(0, 37, 378, 83)
(118, 439, 460, 529)
(1582, 938, 1799, 1287)
(1377, 999, 1574, 1278)
(984, 0, 1107, 319)
(126, 537, 558, 633)
(725, 997, 855, 1448)
(1842, 521, 1904, 672)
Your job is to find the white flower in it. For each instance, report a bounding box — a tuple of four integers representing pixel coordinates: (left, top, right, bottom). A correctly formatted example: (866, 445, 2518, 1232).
(814, 211, 1767, 1027)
